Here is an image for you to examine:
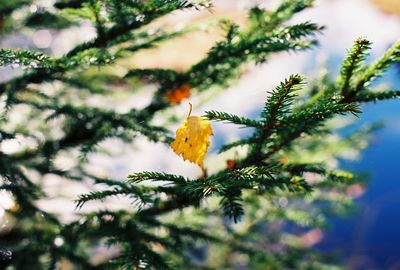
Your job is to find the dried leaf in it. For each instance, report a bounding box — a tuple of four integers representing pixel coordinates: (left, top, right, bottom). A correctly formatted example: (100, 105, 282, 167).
(165, 84, 191, 104)
(171, 111, 213, 168)
(226, 159, 236, 169)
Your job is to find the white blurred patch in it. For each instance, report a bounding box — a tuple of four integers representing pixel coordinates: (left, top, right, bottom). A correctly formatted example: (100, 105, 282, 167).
(0, 191, 14, 210)
(33, 30, 53, 49)
(299, 0, 399, 55)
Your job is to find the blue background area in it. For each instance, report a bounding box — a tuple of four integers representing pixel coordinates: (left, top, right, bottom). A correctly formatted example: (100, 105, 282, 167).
(319, 67, 400, 269)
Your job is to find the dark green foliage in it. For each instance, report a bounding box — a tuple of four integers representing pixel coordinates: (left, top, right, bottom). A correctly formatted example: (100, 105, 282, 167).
(262, 74, 304, 132)
(24, 10, 74, 29)
(355, 89, 400, 102)
(354, 41, 400, 91)
(338, 39, 400, 102)
(0, 49, 53, 68)
(338, 37, 372, 96)
(54, 0, 85, 10)
(1, 0, 399, 269)
(205, 110, 264, 128)
(0, 0, 32, 15)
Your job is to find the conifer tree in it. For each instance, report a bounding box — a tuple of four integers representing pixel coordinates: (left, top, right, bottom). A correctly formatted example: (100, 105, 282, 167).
(0, 0, 399, 269)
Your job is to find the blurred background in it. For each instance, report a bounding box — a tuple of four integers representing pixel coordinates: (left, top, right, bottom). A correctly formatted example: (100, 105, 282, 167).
(0, 0, 399, 269)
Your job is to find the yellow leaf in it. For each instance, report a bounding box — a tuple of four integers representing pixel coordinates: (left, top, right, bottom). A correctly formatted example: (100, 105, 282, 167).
(170, 105, 213, 168)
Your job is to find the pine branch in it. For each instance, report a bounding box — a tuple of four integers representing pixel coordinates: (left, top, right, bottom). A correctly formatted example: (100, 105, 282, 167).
(186, 19, 320, 90)
(118, 246, 173, 270)
(134, 10, 322, 121)
(354, 41, 400, 91)
(141, 218, 221, 243)
(270, 0, 314, 25)
(128, 171, 189, 185)
(218, 137, 256, 153)
(0, 0, 198, 96)
(262, 74, 304, 130)
(0, 49, 117, 95)
(263, 95, 361, 158)
(125, 68, 182, 85)
(0, 49, 53, 68)
(286, 99, 361, 125)
(287, 100, 360, 131)
(16, 96, 172, 152)
(284, 163, 354, 183)
(205, 110, 264, 128)
(277, 21, 322, 40)
(227, 166, 276, 181)
(337, 37, 372, 95)
(75, 186, 153, 209)
(248, 0, 314, 33)
(220, 189, 244, 223)
(354, 89, 400, 102)
(124, 27, 194, 53)
(66, 0, 199, 57)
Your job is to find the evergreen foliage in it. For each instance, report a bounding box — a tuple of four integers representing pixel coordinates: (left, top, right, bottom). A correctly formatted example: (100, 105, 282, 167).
(0, 0, 399, 269)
